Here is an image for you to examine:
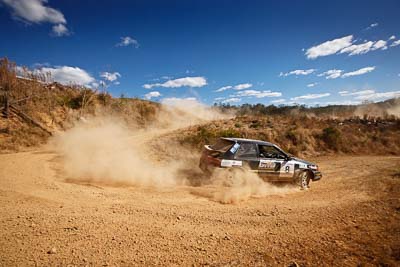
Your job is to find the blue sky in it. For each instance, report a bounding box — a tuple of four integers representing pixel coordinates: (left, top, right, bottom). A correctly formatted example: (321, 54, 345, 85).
(1, 0, 399, 106)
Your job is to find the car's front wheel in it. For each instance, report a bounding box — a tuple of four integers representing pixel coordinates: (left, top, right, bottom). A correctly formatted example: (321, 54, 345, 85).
(296, 171, 310, 190)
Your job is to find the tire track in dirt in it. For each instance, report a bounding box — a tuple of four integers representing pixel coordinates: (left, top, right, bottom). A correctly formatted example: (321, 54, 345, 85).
(0, 127, 399, 267)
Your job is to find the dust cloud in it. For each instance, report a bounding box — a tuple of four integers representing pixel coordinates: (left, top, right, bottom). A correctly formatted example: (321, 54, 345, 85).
(53, 118, 178, 187)
(354, 99, 400, 118)
(206, 168, 297, 204)
(52, 98, 296, 203)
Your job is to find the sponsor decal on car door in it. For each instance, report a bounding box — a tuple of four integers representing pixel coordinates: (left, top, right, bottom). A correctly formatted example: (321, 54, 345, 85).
(258, 159, 281, 179)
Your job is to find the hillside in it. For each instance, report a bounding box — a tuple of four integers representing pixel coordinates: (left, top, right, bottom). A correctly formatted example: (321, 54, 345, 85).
(1, 58, 400, 157)
(0, 59, 162, 151)
(168, 115, 400, 157)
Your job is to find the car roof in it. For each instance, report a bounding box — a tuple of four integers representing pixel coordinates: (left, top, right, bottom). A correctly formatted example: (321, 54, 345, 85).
(221, 137, 275, 146)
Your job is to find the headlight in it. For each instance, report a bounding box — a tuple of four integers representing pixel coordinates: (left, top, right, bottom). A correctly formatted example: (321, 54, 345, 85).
(308, 165, 318, 170)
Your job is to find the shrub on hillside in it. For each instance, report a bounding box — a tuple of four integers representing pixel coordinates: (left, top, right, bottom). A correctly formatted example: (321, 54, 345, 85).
(321, 127, 341, 150)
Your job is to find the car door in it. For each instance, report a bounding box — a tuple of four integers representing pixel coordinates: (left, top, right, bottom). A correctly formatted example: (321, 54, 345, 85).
(233, 142, 259, 170)
(257, 144, 288, 181)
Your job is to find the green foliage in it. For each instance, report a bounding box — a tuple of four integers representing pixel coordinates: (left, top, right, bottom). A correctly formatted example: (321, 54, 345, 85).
(218, 128, 241, 138)
(321, 127, 341, 150)
(66, 95, 83, 109)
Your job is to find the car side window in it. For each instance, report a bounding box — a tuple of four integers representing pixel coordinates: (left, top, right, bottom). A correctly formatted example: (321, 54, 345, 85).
(259, 145, 285, 159)
(235, 143, 258, 159)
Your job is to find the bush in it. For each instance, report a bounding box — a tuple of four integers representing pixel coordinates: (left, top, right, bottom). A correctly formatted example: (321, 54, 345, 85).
(218, 128, 241, 138)
(234, 122, 242, 128)
(321, 127, 341, 150)
(285, 130, 298, 145)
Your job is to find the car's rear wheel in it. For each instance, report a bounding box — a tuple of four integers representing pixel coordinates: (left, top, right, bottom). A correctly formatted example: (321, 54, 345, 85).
(297, 171, 310, 190)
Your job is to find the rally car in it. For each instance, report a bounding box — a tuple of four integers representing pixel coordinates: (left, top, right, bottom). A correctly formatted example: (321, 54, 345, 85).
(199, 137, 322, 189)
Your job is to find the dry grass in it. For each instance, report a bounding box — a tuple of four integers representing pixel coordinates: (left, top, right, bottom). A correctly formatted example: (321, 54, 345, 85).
(171, 115, 400, 157)
(0, 58, 161, 152)
(1, 58, 400, 156)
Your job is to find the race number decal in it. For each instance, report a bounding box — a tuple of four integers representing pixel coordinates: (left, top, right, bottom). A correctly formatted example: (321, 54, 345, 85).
(281, 163, 294, 174)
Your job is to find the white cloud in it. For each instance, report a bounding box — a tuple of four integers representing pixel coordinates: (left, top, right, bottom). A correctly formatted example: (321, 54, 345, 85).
(215, 85, 232, 92)
(214, 83, 252, 92)
(341, 66, 375, 78)
(339, 90, 375, 96)
(90, 82, 99, 88)
(307, 83, 318, 87)
(52, 23, 69, 36)
(279, 69, 316, 77)
(161, 97, 197, 106)
(338, 89, 400, 101)
(389, 35, 396, 40)
(235, 90, 282, 98)
(270, 99, 286, 104)
(234, 83, 253, 90)
(368, 22, 379, 29)
(318, 69, 343, 79)
(1, 0, 69, 37)
(340, 39, 388, 56)
(291, 93, 330, 101)
(322, 100, 362, 106)
(116, 36, 139, 48)
(39, 66, 95, 86)
(372, 40, 387, 50)
(305, 35, 353, 59)
(318, 67, 375, 79)
(222, 97, 241, 103)
(100, 71, 121, 82)
(143, 76, 207, 89)
(306, 34, 393, 58)
(390, 40, 400, 47)
(144, 91, 161, 100)
(1, 0, 66, 24)
(355, 90, 400, 100)
(339, 41, 374, 55)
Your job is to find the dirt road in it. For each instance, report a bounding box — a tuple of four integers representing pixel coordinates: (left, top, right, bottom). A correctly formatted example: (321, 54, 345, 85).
(0, 149, 399, 266)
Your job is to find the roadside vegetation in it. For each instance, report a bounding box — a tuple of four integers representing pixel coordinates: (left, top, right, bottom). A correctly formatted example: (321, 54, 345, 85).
(0, 58, 160, 151)
(173, 114, 400, 156)
(1, 58, 400, 156)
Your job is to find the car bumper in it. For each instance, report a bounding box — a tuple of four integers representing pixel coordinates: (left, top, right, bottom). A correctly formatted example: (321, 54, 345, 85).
(311, 170, 322, 181)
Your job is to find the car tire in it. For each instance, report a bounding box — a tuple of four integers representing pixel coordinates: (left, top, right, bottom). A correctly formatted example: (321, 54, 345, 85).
(297, 171, 310, 190)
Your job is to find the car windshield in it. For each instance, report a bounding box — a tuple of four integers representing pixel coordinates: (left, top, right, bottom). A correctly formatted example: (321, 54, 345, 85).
(210, 139, 234, 152)
(259, 145, 287, 159)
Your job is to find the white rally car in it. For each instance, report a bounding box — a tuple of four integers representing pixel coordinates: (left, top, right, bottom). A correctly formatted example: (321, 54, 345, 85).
(199, 137, 322, 189)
